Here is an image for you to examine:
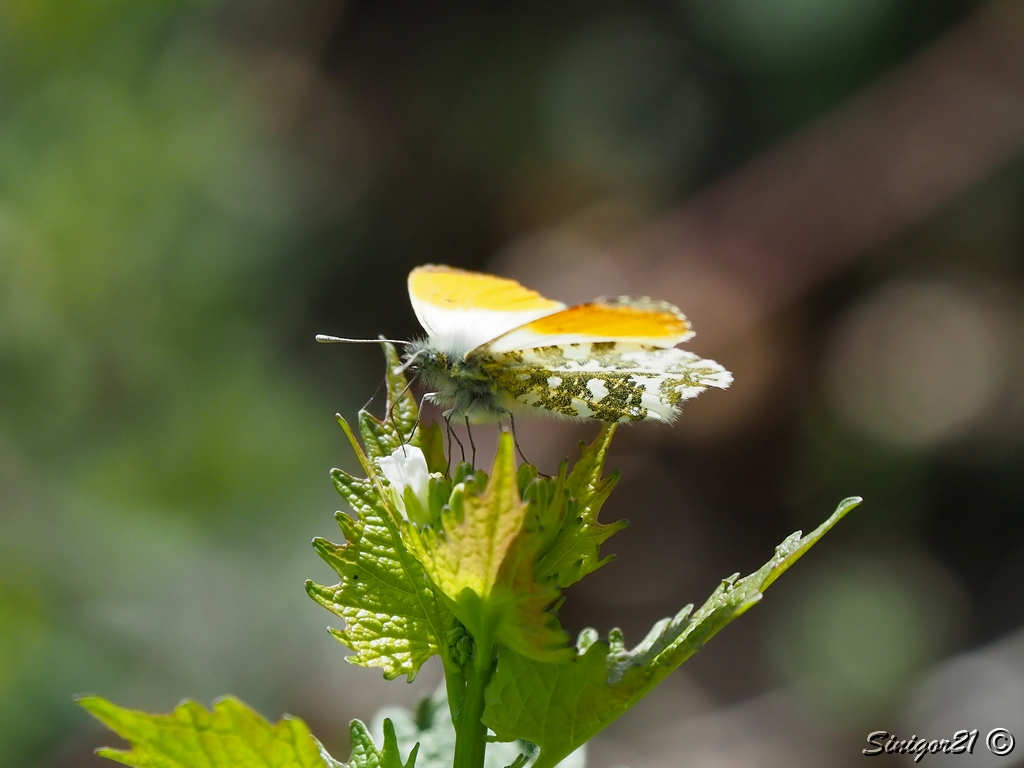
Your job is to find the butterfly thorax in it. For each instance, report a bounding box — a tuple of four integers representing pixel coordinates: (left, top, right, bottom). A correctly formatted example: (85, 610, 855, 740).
(406, 340, 508, 422)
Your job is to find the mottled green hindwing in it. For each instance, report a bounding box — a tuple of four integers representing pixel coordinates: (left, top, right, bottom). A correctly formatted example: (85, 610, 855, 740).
(478, 343, 732, 422)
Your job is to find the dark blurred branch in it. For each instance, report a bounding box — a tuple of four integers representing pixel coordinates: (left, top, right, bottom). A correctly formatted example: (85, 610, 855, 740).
(620, 0, 1024, 339)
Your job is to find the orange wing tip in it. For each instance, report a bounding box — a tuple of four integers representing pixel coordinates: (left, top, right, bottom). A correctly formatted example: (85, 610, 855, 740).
(601, 296, 693, 337)
(525, 298, 692, 341)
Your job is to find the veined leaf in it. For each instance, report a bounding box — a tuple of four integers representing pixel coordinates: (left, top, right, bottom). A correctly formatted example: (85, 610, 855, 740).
(369, 685, 586, 768)
(356, 343, 445, 473)
(78, 696, 338, 768)
(307, 343, 455, 681)
(483, 497, 861, 768)
(79, 696, 417, 768)
(306, 466, 450, 680)
(347, 718, 420, 768)
(404, 433, 571, 662)
(534, 425, 626, 589)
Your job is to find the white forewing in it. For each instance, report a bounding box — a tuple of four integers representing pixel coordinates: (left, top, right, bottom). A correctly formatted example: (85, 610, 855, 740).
(410, 301, 564, 357)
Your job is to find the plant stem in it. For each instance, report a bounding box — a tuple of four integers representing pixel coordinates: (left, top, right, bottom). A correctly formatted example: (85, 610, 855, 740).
(452, 652, 495, 768)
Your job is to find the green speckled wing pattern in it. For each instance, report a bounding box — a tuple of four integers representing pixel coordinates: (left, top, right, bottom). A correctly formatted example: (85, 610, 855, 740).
(477, 342, 732, 422)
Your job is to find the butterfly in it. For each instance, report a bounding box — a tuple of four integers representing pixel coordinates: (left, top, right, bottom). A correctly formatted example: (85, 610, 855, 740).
(320, 264, 732, 425)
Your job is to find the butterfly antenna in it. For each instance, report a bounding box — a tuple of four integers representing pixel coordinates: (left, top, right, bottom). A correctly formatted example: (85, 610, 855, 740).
(464, 416, 477, 467)
(316, 334, 411, 346)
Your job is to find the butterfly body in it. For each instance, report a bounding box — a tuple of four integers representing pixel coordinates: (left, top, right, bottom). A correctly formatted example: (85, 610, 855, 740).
(401, 266, 733, 425)
(409, 342, 508, 422)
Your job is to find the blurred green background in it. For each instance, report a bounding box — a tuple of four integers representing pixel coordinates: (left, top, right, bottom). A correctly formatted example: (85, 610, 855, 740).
(3, 1, 1024, 766)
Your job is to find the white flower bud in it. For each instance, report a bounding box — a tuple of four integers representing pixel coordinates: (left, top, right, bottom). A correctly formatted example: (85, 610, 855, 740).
(378, 445, 432, 524)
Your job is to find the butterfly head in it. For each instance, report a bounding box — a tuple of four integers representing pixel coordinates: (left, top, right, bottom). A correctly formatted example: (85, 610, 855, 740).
(403, 338, 483, 385)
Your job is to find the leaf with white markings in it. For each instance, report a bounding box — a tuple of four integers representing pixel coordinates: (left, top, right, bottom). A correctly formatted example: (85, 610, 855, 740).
(483, 497, 861, 768)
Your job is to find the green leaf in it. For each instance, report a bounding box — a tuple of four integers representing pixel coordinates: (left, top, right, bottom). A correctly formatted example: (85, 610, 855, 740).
(77, 696, 337, 768)
(417, 420, 447, 475)
(306, 344, 456, 681)
(404, 433, 571, 662)
(306, 459, 450, 681)
(356, 343, 443, 466)
(79, 697, 418, 768)
(483, 497, 861, 768)
(534, 425, 627, 589)
(347, 719, 420, 768)
(369, 685, 585, 768)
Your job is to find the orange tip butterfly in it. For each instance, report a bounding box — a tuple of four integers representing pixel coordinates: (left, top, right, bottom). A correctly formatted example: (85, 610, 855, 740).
(318, 264, 732, 424)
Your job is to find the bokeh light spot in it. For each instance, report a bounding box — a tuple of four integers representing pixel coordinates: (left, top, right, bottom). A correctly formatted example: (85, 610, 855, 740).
(769, 552, 963, 723)
(825, 280, 1008, 450)
(685, 0, 900, 71)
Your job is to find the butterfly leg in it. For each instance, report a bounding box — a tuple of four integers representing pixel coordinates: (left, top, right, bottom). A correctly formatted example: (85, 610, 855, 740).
(443, 414, 453, 473)
(387, 375, 419, 445)
(394, 379, 435, 450)
(464, 416, 477, 467)
(507, 412, 530, 466)
(443, 417, 452, 473)
(412, 389, 438, 439)
(444, 413, 466, 467)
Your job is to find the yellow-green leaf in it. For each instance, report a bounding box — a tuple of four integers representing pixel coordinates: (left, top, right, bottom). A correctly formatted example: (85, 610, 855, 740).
(306, 468, 450, 680)
(404, 433, 571, 661)
(79, 696, 418, 768)
(534, 425, 626, 588)
(78, 696, 336, 768)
